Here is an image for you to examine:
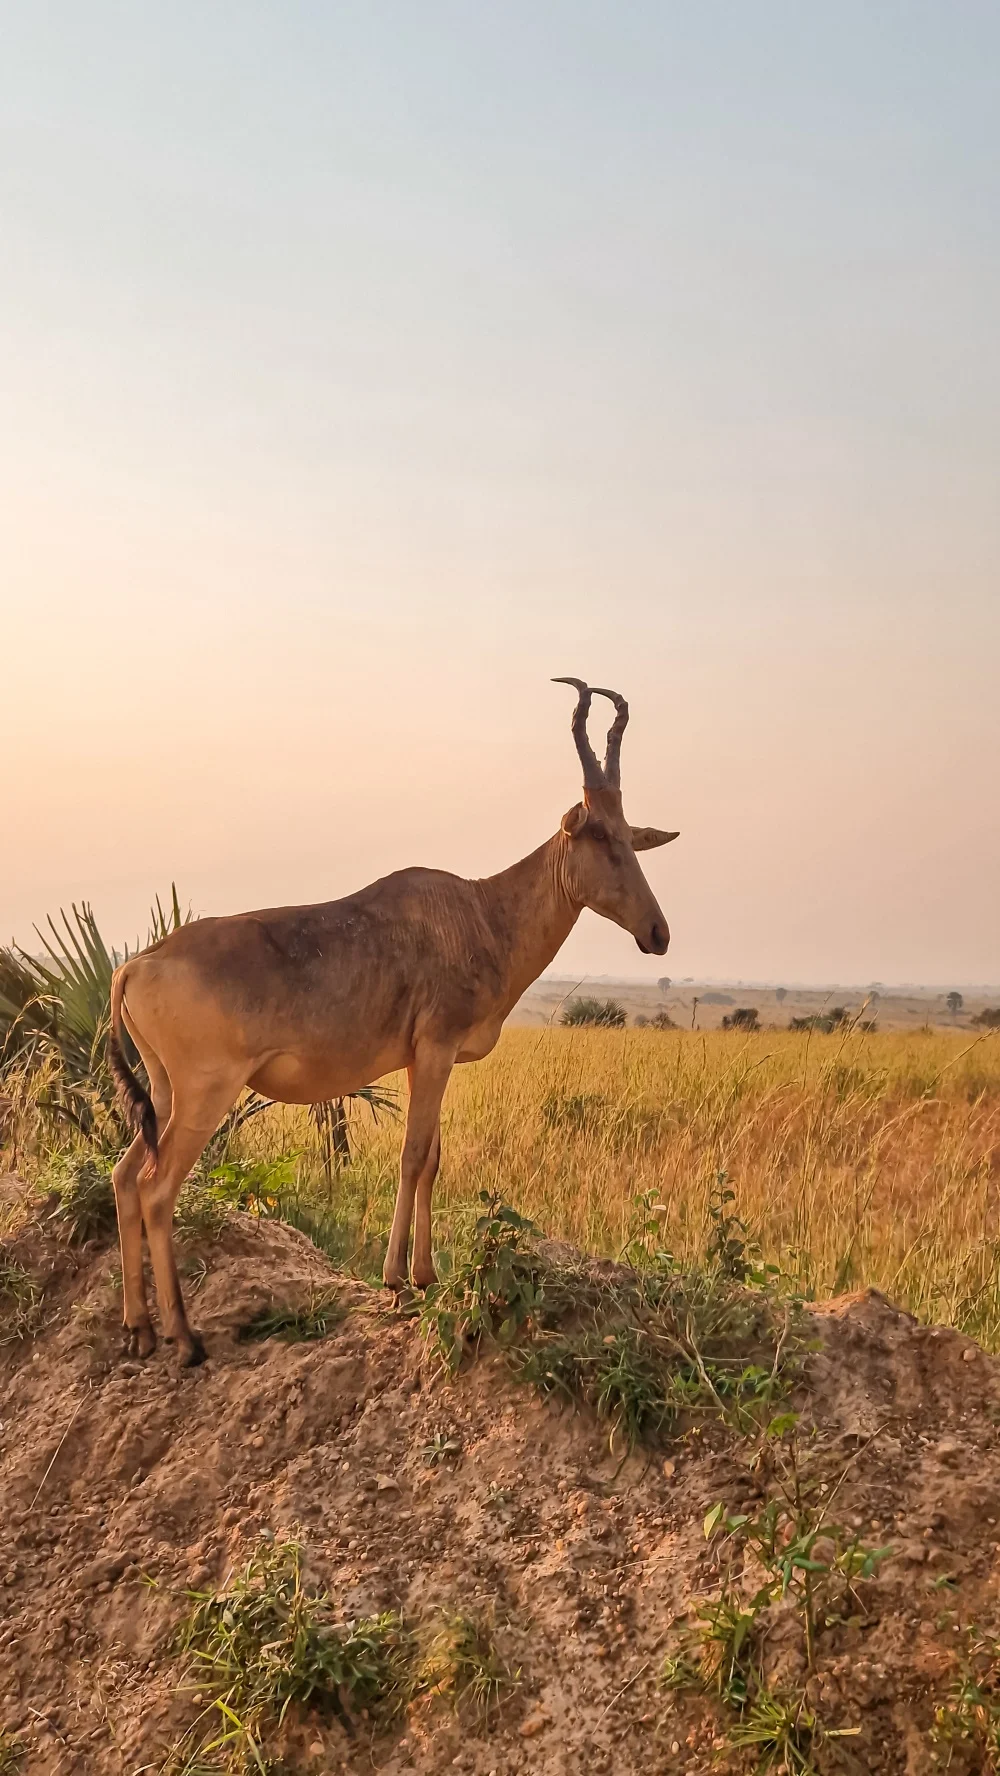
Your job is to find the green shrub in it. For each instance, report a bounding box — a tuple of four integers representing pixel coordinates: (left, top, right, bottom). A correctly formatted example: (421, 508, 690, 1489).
(790, 1007, 849, 1034)
(560, 997, 627, 1028)
(721, 1007, 760, 1031)
(420, 1194, 546, 1375)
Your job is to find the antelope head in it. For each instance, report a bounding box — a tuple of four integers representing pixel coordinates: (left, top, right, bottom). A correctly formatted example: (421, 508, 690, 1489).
(553, 677, 677, 956)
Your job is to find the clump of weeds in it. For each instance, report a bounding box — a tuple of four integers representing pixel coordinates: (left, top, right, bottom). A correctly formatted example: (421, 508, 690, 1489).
(662, 1419, 892, 1771)
(413, 1610, 515, 1714)
(420, 1432, 463, 1466)
(176, 1155, 301, 1243)
(237, 1289, 347, 1344)
(422, 1184, 809, 1454)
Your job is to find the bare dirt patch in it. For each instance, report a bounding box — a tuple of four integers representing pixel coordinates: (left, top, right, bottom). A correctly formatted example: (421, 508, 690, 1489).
(2, 1204, 1000, 1774)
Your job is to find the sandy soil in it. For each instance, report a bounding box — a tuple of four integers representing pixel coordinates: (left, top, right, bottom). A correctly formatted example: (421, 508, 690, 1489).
(2, 1202, 1000, 1774)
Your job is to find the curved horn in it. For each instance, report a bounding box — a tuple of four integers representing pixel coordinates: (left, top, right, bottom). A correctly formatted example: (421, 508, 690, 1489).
(552, 677, 605, 790)
(590, 686, 629, 789)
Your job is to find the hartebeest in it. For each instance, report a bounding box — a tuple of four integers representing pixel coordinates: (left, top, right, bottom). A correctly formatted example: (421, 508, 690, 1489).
(108, 680, 678, 1365)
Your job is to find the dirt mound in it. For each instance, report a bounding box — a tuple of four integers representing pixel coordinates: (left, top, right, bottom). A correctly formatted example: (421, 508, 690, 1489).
(3, 1203, 1000, 1775)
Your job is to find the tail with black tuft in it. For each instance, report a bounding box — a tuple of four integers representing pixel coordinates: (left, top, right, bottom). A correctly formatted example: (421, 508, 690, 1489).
(107, 966, 158, 1156)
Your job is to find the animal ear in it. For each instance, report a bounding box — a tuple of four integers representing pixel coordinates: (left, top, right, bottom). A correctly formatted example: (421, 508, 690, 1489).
(560, 802, 590, 839)
(630, 826, 680, 852)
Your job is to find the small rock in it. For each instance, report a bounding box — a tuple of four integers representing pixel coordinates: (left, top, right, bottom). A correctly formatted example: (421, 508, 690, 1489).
(77, 1552, 131, 1590)
(963, 1346, 977, 1362)
(376, 1475, 400, 1493)
(520, 1712, 551, 1737)
(662, 1458, 675, 1478)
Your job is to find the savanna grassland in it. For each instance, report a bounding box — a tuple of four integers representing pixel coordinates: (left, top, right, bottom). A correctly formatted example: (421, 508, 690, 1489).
(232, 1023, 1000, 1347)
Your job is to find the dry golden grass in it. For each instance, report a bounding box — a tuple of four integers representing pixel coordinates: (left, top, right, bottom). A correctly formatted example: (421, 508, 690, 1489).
(243, 1025, 1000, 1345)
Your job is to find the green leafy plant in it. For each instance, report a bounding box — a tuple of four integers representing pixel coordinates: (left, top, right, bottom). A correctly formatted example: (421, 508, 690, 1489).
(0, 891, 189, 1142)
(420, 1193, 546, 1374)
(705, 1176, 755, 1282)
(663, 1426, 890, 1770)
(420, 1433, 463, 1466)
(422, 1188, 805, 1453)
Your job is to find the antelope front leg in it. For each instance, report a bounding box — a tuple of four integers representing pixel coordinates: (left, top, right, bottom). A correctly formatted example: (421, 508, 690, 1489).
(383, 1047, 453, 1292)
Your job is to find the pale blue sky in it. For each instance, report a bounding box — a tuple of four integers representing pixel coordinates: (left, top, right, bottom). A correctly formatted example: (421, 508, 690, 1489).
(3, 3, 998, 981)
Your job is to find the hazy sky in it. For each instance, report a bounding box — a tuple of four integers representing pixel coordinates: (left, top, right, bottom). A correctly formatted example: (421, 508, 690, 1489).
(3, 3, 998, 984)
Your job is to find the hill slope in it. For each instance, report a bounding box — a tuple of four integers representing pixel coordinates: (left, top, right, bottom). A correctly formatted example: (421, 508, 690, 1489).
(2, 1202, 1000, 1774)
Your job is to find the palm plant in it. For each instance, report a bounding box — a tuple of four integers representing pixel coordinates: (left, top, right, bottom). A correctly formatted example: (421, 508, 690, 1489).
(0, 892, 187, 1138)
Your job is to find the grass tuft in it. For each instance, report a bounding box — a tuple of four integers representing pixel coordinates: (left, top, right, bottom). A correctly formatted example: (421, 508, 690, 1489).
(413, 1611, 514, 1713)
(171, 1534, 514, 1771)
(663, 1423, 890, 1770)
(0, 1731, 24, 1774)
(0, 1256, 43, 1346)
(237, 1290, 347, 1344)
(174, 1535, 415, 1769)
(44, 1154, 117, 1244)
(930, 1621, 1000, 1767)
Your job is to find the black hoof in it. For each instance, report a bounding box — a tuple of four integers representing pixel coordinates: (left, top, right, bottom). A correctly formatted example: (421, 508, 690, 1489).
(123, 1324, 157, 1360)
(175, 1331, 207, 1368)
